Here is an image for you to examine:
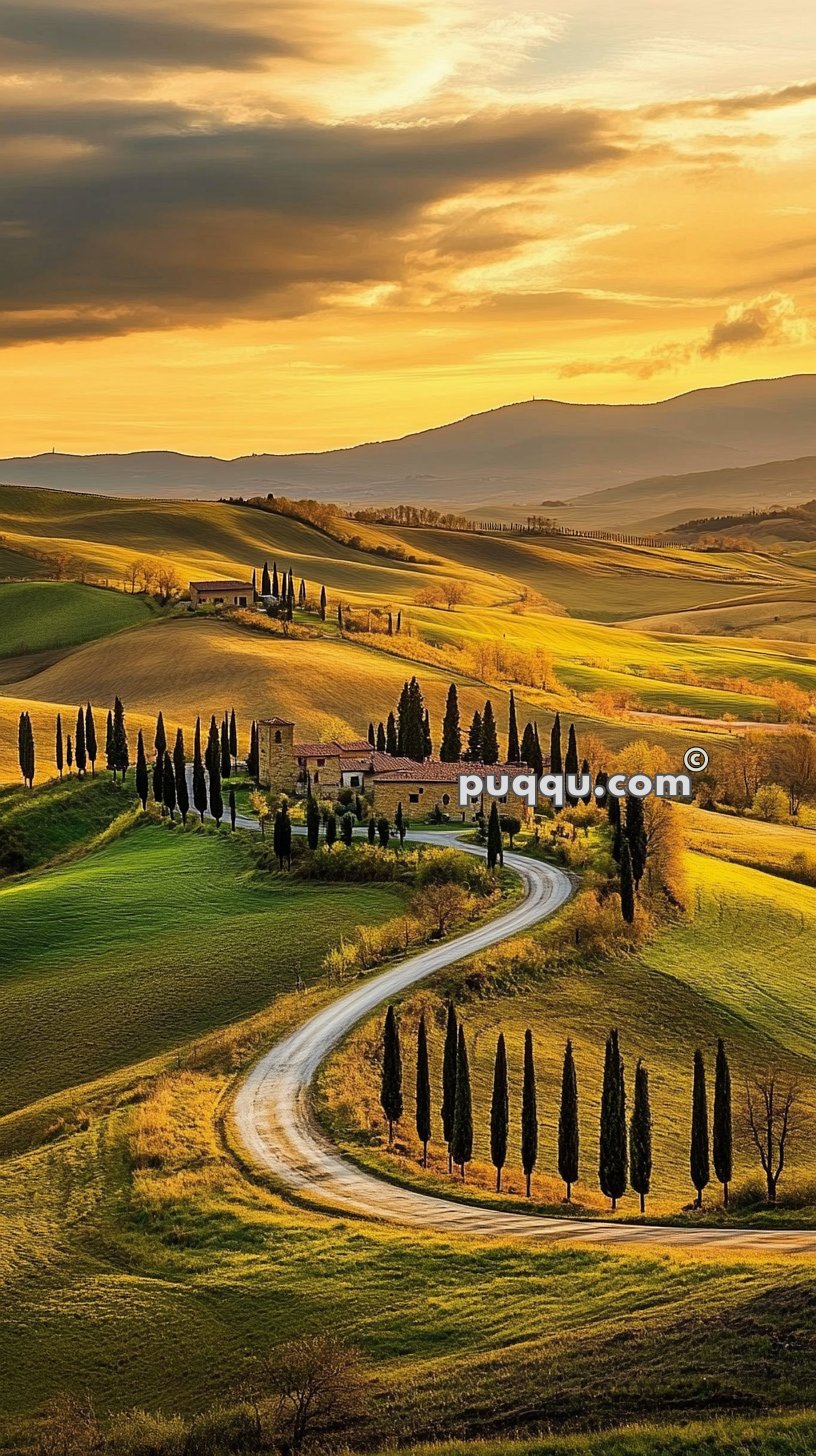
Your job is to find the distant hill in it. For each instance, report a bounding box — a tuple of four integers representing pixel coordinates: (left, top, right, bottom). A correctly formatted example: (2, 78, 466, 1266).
(569, 454, 816, 530)
(4, 374, 816, 510)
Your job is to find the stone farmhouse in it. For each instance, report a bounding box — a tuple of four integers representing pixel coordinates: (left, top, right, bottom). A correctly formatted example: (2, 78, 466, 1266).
(257, 717, 534, 824)
(189, 579, 254, 607)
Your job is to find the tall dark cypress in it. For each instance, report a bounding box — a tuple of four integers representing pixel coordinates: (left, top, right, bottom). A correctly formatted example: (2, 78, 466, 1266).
(367, 816, 376, 844)
(519, 721, 536, 769)
(209, 755, 223, 826)
(550, 712, 562, 775)
(441, 1002, 458, 1173)
(55, 713, 64, 780)
(521, 1029, 538, 1198)
(507, 690, 520, 762)
(299, 578, 306, 607)
(599, 1029, 627, 1210)
(380, 1005, 403, 1143)
(690, 1049, 710, 1208)
(325, 812, 337, 847)
(319, 584, 327, 621)
(395, 801, 406, 845)
(85, 703, 97, 775)
(206, 715, 219, 776)
(486, 801, 503, 870)
(272, 562, 279, 598)
(153, 748, 163, 806)
(229, 786, 237, 832)
(135, 729, 149, 810)
(629, 1059, 652, 1214)
(467, 709, 482, 762)
(579, 757, 591, 804)
(220, 716, 231, 779)
(399, 677, 425, 761)
(25, 711, 35, 786)
(490, 1033, 509, 1192)
(564, 722, 579, 800)
(75, 708, 87, 777)
(450, 1025, 473, 1180)
(441, 683, 462, 762)
(261, 561, 271, 596)
(247, 720, 259, 780)
(66, 734, 72, 772)
(422, 708, 432, 759)
(620, 839, 635, 924)
(112, 696, 128, 780)
(480, 700, 499, 764)
(386, 711, 398, 756)
(608, 791, 622, 860)
(415, 1014, 432, 1167)
(193, 717, 207, 822)
(162, 750, 176, 821)
(368, 722, 376, 748)
(229, 708, 238, 768)
(376, 721, 386, 753)
(273, 802, 292, 868)
(154, 711, 167, 763)
(625, 795, 647, 887)
(306, 789, 321, 850)
(713, 1038, 733, 1207)
(105, 709, 114, 775)
(173, 727, 188, 823)
(531, 723, 544, 778)
(558, 1039, 580, 1202)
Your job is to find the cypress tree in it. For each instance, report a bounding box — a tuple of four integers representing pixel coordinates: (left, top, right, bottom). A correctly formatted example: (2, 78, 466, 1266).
(287, 577, 295, 620)
(226, 786, 235, 831)
(486, 801, 503, 870)
(247, 720, 259, 780)
(490, 1032, 509, 1192)
(690, 1049, 710, 1208)
(288, 567, 294, 600)
(595, 768, 608, 805)
(229, 708, 238, 768)
(395, 801, 406, 845)
(272, 562, 279, 598)
(415, 1014, 432, 1166)
(66, 734, 73, 772)
(113, 696, 128, 780)
(531, 723, 544, 778)
(209, 756, 223, 826)
(467, 709, 482, 762)
(521, 1029, 538, 1197)
(174, 727, 188, 823)
(422, 707, 432, 758)
(480, 700, 499, 764)
(325, 812, 337, 846)
(55, 713, 64, 780)
(105, 709, 114, 776)
(135, 729, 149, 809)
(153, 750, 163, 806)
(340, 811, 354, 847)
(629, 1059, 652, 1214)
(377, 816, 390, 849)
(261, 561, 271, 596)
(162, 749, 176, 821)
(396, 610, 402, 633)
(441, 1002, 458, 1173)
(154, 711, 167, 763)
(251, 567, 257, 601)
(620, 839, 635, 924)
(441, 683, 462, 761)
(193, 717, 207, 822)
(386, 711, 398, 755)
(713, 1038, 733, 1207)
(398, 677, 425, 761)
(75, 707, 86, 776)
(220, 717, 231, 779)
(599, 1029, 627, 1210)
(550, 712, 562, 775)
(21, 711, 34, 786)
(579, 757, 591, 804)
(450, 1025, 473, 1180)
(558, 1039, 580, 1202)
(337, 603, 344, 629)
(85, 703, 97, 775)
(608, 791, 622, 860)
(380, 1005, 403, 1143)
(388, 611, 393, 636)
(306, 790, 321, 850)
(368, 722, 376, 747)
(625, 795, 647, 888)
(273, 802, 292, 868)
(206, 715, 219, 776)
(565, 722, 579, 800)
(376, 721, 386, 753)
(507, 690, 520, 762)
(519, 721, 536, 769)
(367, 815, 376, 844)
(299, 577, 306, 607)
(319, 585, 327, 621)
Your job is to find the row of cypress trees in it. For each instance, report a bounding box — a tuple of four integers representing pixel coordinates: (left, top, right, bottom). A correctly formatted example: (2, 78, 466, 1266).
(381, 1005, 734, 1211)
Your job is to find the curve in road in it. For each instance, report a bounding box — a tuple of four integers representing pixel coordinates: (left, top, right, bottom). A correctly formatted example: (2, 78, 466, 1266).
(230, 825, 816, 1252)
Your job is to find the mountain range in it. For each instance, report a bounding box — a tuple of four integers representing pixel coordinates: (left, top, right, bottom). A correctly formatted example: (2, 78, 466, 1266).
(3, 374, 816, 524)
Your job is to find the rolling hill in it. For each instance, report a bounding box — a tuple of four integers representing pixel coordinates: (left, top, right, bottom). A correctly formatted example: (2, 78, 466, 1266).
(569, 455, 816, 530)
(4, 374, 816, 509)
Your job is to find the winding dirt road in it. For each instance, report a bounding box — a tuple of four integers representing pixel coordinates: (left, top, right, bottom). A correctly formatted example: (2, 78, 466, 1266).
(231, 826, 816, 1253)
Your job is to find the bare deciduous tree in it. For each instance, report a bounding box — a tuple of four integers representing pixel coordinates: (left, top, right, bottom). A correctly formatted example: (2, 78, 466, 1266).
(745, 1070, 798, 1204)
(242, 1334, 369, 1453)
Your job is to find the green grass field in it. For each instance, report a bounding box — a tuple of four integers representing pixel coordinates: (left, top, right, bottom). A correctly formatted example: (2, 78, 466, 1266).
(0, 775, 136, 874)
(0, 581, 153, 658)
(0, 821, 406, 1115)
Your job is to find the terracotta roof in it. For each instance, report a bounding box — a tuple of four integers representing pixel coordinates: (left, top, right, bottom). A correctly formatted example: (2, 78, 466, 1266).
(190, 579, 253, 591)
(260, 716, 294, 727)
(373, 759, 520, 784)
(340, 757, 370, 772)
(295, 741, 342, 759)
(372, 752, 416, 773)
(340, 739, 374, 753)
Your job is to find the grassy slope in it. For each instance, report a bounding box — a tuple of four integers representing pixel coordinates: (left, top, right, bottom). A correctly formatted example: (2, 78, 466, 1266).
(0, 776, 136, 872)
(323, 853, 816, 1216)
(0, 580, 152, 657)
(0, 821, 405, 1115)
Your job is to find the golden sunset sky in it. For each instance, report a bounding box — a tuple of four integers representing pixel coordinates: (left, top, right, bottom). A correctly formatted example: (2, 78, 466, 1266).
(1, 0, 815, 455)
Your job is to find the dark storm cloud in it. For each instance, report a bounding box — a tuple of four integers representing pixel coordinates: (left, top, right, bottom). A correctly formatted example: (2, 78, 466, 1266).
(0, 2, 299, 71)
(0, 103, 625, 344)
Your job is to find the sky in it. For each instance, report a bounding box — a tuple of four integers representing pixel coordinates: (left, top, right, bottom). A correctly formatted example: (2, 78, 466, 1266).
(1, 0, 815, 456)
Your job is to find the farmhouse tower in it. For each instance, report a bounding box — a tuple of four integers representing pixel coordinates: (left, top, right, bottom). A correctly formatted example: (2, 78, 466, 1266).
(257, 717, 297, 795)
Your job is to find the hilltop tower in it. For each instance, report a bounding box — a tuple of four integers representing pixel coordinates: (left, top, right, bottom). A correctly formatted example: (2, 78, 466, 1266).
(257, 717, 297, 795)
